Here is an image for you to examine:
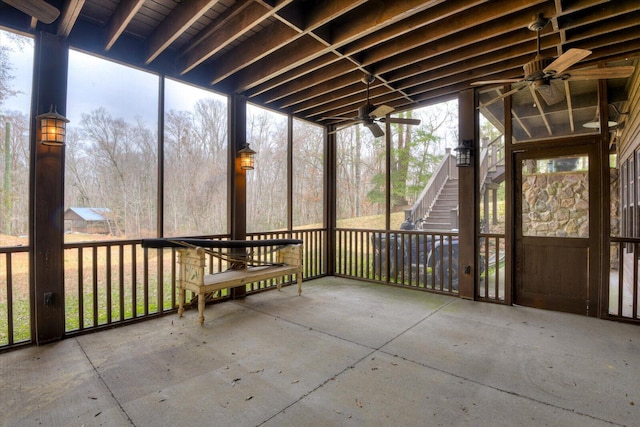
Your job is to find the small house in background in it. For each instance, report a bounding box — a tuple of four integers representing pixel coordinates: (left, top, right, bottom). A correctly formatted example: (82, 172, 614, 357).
(64, 208, 115, 235)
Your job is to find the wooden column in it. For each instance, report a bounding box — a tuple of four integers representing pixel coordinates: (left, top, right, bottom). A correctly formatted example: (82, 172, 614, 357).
(325, 128, 336, 275)
(457, 89, 478, 299)
(228, 94, 247, 298)
(30, 32, 69, 344)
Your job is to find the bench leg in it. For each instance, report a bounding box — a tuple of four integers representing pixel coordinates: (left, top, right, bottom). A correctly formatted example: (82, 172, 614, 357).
(198, 292, 205, 326)
(297, 272, 302, 296)
(178, 286, 185, 317)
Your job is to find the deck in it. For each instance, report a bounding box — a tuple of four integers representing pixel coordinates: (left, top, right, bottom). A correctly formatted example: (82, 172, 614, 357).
(1, 277, 638, 426)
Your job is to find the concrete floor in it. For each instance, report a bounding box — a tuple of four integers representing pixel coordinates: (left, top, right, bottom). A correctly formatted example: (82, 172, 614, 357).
(1, 277, 638, 427)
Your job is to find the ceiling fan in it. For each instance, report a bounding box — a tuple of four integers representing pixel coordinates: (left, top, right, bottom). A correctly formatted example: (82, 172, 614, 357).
(473, 14, 635, 107)
(323, 74, 421, 137)
(2, 0, 60, 24)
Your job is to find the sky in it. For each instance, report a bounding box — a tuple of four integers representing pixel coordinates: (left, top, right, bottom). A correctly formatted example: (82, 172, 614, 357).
(1, 28, 457, 147)
(1, 29, 224, 127)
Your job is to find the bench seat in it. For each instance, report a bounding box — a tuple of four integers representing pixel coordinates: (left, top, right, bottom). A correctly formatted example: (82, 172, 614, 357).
(177, 244, 303, 325)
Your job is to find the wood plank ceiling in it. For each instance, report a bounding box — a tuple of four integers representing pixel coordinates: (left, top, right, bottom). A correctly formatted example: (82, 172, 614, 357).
(1, 0, 639, 135)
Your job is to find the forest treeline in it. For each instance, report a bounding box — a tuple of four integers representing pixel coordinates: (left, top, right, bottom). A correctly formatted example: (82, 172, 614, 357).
(0, 29, 457, 242)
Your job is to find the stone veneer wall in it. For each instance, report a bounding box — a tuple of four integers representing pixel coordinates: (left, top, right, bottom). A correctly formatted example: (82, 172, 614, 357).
(521, 171, 589, 237)
(610, 168, 619, 268)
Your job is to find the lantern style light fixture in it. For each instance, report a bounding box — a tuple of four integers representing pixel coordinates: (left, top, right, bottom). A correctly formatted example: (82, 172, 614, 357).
(238, 143, 256, 170)
(454, 139, 473, 167)
(37, 105, 69, 146)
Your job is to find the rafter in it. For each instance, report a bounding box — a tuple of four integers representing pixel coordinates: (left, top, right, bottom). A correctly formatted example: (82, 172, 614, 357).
(57, 0, 84, 38)
(104, 0, 145, 51)
(145, 0, 221, 65)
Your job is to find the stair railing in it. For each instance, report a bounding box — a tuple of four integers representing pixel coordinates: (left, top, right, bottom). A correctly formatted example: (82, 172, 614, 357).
(406, 149, 457, 223)
(480, 135, 505, 188)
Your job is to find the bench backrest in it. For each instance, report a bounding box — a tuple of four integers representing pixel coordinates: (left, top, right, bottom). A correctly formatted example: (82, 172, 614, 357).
(178, 244, 302, 287)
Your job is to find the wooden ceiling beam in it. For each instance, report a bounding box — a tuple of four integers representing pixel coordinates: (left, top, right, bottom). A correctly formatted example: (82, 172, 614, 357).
(553, 0, 609, 15)
(292, 83, 365, 115)
(274, 70, 368, 110)
(260, 60, 356, 104)
(227, 35, 332, 91)
(329, 0, 445, 47)
(145, 0, 221, 64)
(381, 32, 561, 85)
(528, 86, 553, 136)
(247, 54, 344, 99)
(257, 7, 553, 109)
(179, 1, 274, 75)
(360, 0, 550, 68)
(340, 0, 488, 57)
(209, 22, 303, 85)
(373, 6, 559, 77)
(393, 48, 557, 94)
(57, 0, 85, 38)
(567, 12, 640, 47)
(301, 84, 391, 119)
(557, 0, 640, 30)
(181, 0, 255, 56)
(224, 0, 442, 92)
(564, 80, 575, 132)
(104, 0, 145, 51)
(208, 0, 365, 86)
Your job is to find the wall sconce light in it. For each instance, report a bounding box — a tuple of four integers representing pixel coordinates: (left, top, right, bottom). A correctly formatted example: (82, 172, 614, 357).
(37, 105, 69, 146)
(454, 139, 473, 167)
(238, 143, 256, 170)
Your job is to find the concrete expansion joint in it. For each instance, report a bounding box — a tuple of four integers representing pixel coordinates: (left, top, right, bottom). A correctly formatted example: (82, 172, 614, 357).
(230, 300, 377, 351)
(75, 338, 136, 426)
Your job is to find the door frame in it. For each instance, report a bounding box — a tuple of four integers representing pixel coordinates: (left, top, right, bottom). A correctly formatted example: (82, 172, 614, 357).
(509, 138, 603, 317)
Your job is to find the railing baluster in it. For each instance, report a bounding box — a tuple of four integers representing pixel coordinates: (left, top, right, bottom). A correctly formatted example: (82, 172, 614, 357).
(78, 247, 84, 330)
(6, 252, 14, 345)
(119, 244, 125, 321)
(106, 245, 112, 324)
(92, 246, 98, 327)
(132, 244, 137, 319)
(143, 246, 149, 316)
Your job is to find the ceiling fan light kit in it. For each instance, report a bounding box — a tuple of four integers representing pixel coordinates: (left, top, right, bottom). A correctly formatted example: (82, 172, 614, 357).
(473, 14, 634, 108)
(324, 74, 421, 137)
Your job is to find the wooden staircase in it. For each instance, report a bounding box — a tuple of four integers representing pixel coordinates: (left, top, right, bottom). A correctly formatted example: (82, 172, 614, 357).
(405, 137, 505, 232)
(419, 178, 459, 231)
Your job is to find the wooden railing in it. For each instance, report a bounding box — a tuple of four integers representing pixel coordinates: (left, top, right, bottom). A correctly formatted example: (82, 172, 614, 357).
(335, 228, 461, 294)
(608, 237, 640, 323)
(406, 150, 458, 222)
(0, 228, 327, 351)
(479, 135, 505, 188)
(477, 233, 506, 303)
(3, 230, 635, 351)
(0, 246, 30, 350)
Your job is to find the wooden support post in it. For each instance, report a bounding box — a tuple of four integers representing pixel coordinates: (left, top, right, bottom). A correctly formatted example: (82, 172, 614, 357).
(457, 89, 478, 299)
(30, 32, 69, 344)
(228, 94, 248, 299)
(325, 128, 336, 275)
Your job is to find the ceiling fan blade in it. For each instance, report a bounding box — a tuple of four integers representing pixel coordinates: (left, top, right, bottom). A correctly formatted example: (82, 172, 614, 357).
(478, 85, 525, 108)
(364, 122, 385, 138)
(321, 116, 356, 121)
(369, 105, 394, 118)
(336, 121, 361, 131)
(382, 118, 421, 125)
(544, 48, 591, 75)
(3, 0, 60, 24)
(471, 79, 522, 86)
(328, 121, 360, 134)
(535, 82, 564, 105)
(562, 66, 635, 81)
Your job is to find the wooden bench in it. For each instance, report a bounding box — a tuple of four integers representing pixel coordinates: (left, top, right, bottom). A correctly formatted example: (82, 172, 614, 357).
(142, 239, 303, 325)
